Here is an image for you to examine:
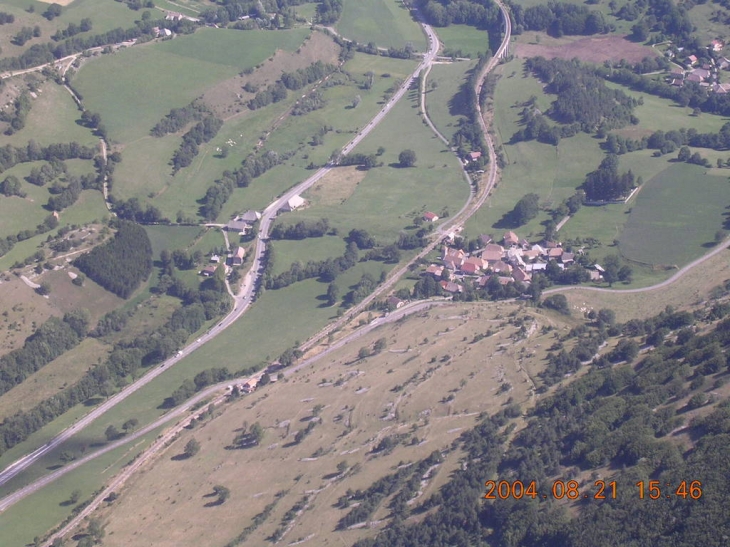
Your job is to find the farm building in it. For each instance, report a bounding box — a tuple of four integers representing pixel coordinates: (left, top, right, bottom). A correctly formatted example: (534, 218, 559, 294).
(282, 195, 305, 212)
(424, 211, 439, 222)
(201, 265, 217, 277)
(232, 246, 245, 266)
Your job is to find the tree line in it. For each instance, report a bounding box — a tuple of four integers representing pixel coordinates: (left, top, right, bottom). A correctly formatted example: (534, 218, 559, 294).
(171, 116, 223, 173)
(51, 18, 93, 42)
(248, 61, 337, 111)
(200, 149, 285, 220)
(270, 218, 331, 239)
(150, 100, 211, 137)
(74, 221, 153, 298)
(0, 311, 89, 398)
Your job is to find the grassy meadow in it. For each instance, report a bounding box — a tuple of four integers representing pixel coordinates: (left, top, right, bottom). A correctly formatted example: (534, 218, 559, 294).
(73, 28, 310, 144)
(434, 24, 489, 57)
(337, 0, 427, 51)
(425, 60, 477, 143)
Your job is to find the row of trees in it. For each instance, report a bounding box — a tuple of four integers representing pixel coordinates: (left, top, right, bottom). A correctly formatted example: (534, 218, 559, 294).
(150, 100, 211, 137)
(200, 149, 284, 220)
(0, 311, 89, 397)
(248, 61, 336, 111)
(0, 213, 57, 258)
(171, 116, 223, 173)
(264, 241, 359, 290)
(270, 218, 331, 240)
(51, 18, 93, 41)
(74, 221, 153, 298)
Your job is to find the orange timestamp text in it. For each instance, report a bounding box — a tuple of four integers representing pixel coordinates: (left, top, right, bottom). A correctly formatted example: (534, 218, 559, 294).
(484, 480, 703, 500)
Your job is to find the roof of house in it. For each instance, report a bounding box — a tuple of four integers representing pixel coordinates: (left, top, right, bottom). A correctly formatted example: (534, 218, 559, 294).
(235, 246, 245, 259)
(443, 247, 465, 262)
(686, 72, 703, 82)
(468, 151, 482, 160)
(286, 195, 305, 210)
(691, 67, 711, 79)
(425, 264, 444, 276)
(202, 265, 217, 275)
(424, 211, 439, 221)
(478, 234, 493, 246)
(240, 210, 261, 222)
(227, 219, 248, 232)
(478, 275, 492, 287)
(548, 247, 563, 258)
(460, 262, 480, 275)
(687, 54, 698, 63)
(503, 231, 519, 245)
(440, 280, 462, 293)
(561, 252, 575, 263)
(491, 260, 512, 273)
(513, 267, 531, 283)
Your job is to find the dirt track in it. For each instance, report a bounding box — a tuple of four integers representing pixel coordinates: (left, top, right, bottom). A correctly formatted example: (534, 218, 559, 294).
(514, 35, 657, 64)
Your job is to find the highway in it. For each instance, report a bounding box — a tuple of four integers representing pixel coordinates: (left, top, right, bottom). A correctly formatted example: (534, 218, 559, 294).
(0, 16, 443, 497)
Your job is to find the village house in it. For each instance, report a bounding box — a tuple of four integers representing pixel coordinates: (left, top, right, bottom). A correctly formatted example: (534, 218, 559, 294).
(440, 280, 463, 293)
(478, 234, 492, 247)
(459, 257, 482, 276)
(490, 260, 513, 275)
(442, 247, 466, 270)
(232, 246, 245, 266)
(561, 252, 575, 265)
(512, 267, 531, 284)
(240, 209, 261, 223)
(227, 218, 249, 234)
(711, 39, 724, 52)
(201, 265, 217, 277)
(210, 254, 220, 263)
(423, 211, 439, 222)
(425, 264, 444, 278)
(465, 151, 482, 163)
(503, 231, 519, 246)
(686, 54, 698, 66)
(282, 195, 305, 212)
(480, 243, 504, 263)
(242, 377, 259, 393)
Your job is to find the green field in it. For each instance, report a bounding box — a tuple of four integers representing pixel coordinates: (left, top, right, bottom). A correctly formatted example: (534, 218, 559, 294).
(74, 29, 309, 143)
(0, 82, 97, 148)
(434, 24, 489, 58)
(425, 60, 476, 144)
(465, 58, 604, 239)
(337, 0, 427, 51)
(269, 236, 346, 276)
(619, 162, 729, 266)
(287, 83, 471, 241)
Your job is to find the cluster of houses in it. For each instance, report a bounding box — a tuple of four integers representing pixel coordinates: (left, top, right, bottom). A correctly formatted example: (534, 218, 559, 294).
(227, 209, 262, 235)
(422, 231, 603, 294)
(668, 43, 730, 93)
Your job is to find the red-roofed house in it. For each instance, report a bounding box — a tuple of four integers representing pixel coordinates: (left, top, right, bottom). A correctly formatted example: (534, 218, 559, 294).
(687, 54, 698, 65)
(512, 267, 531, 284)
(467, 151, 482, 162)
(491, 260, 513, 274)
(424, 212, 439, 222)
(712, 39, 724, 52)
(442, 247, 466, 267)
(460, 261, 480, 275)
(425, 264, 444, 278)
(201, 265, 217, 277)
(548, 247, 563, 259)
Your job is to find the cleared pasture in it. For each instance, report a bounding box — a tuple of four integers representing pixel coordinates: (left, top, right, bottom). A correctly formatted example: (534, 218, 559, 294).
(337, 0, 427, 51)
(88, 302, 561, 547)
(618, 162, 729, 266)
(287, 81, 470, 242)
(73, 29, 309, 143)
(435, 24, 489, 57)
(425, 60, 476, 144)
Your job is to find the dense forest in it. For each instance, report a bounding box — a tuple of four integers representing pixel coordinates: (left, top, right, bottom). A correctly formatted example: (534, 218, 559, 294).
(352, 299, 730, 546)
(74, 221, 153, 298)
(515, 2, 610, 36)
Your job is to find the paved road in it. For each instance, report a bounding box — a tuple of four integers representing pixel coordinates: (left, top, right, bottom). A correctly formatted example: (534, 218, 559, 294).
(544, 238, 730, 296)
(0, 16, 442, 497)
